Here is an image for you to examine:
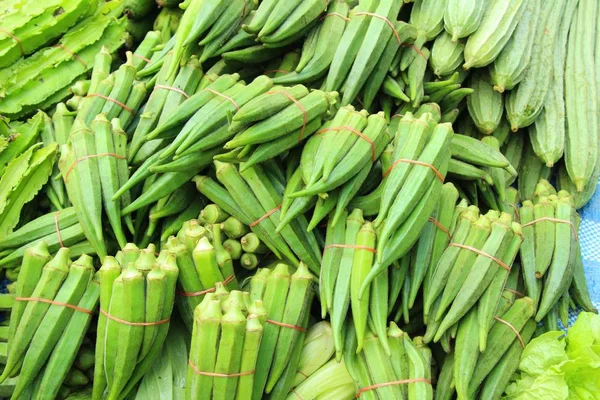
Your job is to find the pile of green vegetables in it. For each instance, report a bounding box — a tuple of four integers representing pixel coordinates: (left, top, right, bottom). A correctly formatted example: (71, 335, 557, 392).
(0, 0, 599, 399)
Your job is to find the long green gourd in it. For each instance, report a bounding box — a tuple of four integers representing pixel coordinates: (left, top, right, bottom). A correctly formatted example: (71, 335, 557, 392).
(505, 0, 567, 130)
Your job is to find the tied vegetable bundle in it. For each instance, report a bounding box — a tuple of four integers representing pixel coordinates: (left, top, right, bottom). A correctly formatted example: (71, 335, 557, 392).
(436, 297, 539, 400)
(163, 216, 241, 331)
(344, 320, 433, 400)
(519, 179, 594, 328)
(424, 207, 523, 347)
(92, 244, 178, 400)
(186, 287, 266, 400)
(134, 315, 189, 400)
(248, 262, 315, 397)
(195, 159, 323, 274)
(55, 36, 160, 257)
(0, 207, 95, 268)
(0, 242, 99, 400)
(3, 31, 156, 266)
(222, 85, 337, 167)
(386, 184, 464, 327)
(166, 0, 339, 77)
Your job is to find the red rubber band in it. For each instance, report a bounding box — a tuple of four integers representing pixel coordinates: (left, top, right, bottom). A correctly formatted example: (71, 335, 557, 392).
(0, 28, 24, 56)
(296, 369, 309, 379)
(354, 11, 428, 63)
(87, 93, 135, 115)
(391, 113, 405, 120)
(17, 297, 93, 315)
(133, 53, 151, 63)
(266, 319, 307, 332)
(356, 378, 432, 397)
(448, 243, 511, 271)
(154, 84, 190, 99)
(522, 217, 578, 241)
(494, 316, 525, 348)
(177, 274, 235, 297)
(324, 244, 377, 253)
(249, 205, 282, 228)
(354, 12, 403, 46)
(266, 90, 307, 141)
(202, 88, 240, 110)
(188, 359, 254, 377)
(505, 288, 525, 298)
(428, 217, 451, 238)
(402, 43, 428, 61)
(383, 159, 445, 182)
(100, 308, 170, 326)
(323, 12, 350, 21)
(53, 44, 87, 67)
(292, 389, 305, 400)
(54, 211, 65, 248)
(264, 69, 290, 75)
(508, 203, 520, 220)
(64, 153, 126, 182)
(317, 126, 376, 162)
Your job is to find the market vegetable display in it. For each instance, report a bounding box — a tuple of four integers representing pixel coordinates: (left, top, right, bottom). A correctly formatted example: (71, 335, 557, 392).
(0, 0, 599, 399)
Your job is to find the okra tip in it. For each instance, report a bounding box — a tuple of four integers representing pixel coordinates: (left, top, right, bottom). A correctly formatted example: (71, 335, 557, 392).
(28, 240, 51, 257)
(73, 253, 95, 268)
(49, 247, 72, 270)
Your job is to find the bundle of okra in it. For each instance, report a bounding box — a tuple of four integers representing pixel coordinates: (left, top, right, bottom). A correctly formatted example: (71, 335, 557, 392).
(0, 243, 99, 400)
(186, 289, 266, 400)
(92, 243, 178, 400)
(520, 179, 596, 328)
(165, 218, 239, 331)
(436, 297, 538, 400)
(246, 262, 315, 398)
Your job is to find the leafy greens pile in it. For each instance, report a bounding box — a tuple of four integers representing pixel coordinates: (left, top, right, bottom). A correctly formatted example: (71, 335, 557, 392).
(505, 312, 600, 399)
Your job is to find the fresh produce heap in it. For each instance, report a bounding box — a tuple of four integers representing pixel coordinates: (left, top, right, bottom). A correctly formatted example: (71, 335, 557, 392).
(0, 0, 599, 399)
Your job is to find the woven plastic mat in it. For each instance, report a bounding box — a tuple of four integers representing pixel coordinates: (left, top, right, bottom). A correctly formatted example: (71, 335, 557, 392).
(572, 176, 600, 325)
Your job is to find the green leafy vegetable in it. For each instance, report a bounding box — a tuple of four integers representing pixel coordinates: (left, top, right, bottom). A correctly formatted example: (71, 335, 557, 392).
(519, 331, 568, 376)
(505, 312, 600, 399)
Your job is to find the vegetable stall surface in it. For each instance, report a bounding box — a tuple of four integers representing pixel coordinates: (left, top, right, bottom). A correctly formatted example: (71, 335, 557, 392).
(0, 0, 598, 399)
